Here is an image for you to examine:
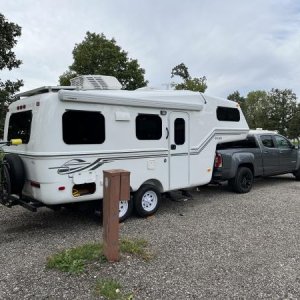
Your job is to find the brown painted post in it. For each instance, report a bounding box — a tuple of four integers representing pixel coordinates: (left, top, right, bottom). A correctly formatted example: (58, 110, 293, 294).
(103, 169, 130, 262)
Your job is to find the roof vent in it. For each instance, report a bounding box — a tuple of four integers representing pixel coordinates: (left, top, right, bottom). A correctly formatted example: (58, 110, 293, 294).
(70, 75, 122, 90)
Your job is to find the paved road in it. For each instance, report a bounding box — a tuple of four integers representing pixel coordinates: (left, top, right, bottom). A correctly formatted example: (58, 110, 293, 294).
(0, 175, 299, 299)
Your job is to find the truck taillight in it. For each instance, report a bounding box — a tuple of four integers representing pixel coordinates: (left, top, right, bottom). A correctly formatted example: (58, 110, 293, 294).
(214, 153, 223, 168)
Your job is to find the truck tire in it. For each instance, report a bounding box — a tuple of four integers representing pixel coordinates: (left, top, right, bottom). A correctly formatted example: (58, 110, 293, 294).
(133, 184, 161, 217)
(229, 167, 253, 193)
(4, 154, 25, 194)
(293, 168, 300, 181)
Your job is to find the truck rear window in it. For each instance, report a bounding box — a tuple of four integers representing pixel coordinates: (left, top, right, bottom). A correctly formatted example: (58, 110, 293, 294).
(7, 111, 32, 144)
(217, 136, 258, 150)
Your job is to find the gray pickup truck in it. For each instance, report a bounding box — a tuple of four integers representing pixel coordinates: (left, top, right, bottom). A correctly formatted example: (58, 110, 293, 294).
(212, 130, 300, 193)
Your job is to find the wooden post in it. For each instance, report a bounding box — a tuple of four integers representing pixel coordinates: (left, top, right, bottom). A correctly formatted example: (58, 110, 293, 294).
(103, 169, 130, 262)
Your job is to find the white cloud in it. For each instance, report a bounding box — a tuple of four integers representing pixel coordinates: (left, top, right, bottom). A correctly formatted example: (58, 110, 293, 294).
(1, 0, 300, 99)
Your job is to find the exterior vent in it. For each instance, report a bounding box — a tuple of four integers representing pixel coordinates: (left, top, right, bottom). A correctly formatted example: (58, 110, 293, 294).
(70, 75, 122, 90)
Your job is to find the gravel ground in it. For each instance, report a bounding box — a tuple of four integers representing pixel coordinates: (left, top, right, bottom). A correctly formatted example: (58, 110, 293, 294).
(0, 174, 300, 299)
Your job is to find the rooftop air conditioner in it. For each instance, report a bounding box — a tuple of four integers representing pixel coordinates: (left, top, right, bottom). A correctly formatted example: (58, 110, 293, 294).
(70, 75, 122, 90)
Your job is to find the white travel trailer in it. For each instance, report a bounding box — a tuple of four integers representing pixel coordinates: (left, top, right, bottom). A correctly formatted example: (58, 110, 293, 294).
(1, 75, 249, 220)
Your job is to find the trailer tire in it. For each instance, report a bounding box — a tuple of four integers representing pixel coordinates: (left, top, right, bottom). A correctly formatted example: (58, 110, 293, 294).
(229, 167, 253, 193)
(119, 199, 133, 222)
(133, 184, 161, 217)
(4, 154, 25, 194)
(0, 165, 11, 203)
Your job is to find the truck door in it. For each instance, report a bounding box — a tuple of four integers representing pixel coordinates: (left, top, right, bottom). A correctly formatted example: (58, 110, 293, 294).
(260, 135, 280, 176)
(274, 135, 298, 172)
(169, 112, 189, 190)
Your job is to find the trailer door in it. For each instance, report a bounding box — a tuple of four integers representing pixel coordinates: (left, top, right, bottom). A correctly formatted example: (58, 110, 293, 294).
(169, 112, 190, 189)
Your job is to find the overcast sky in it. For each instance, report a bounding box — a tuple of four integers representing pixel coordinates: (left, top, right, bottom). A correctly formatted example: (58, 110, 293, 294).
(1, 0, 300, 98)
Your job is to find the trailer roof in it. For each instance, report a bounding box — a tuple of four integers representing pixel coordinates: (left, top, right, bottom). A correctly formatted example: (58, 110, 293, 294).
(15, 86, 77, 98)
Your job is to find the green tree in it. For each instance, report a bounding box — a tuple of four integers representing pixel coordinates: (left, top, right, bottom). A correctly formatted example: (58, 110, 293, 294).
(59, 32, 147, 90)
(264, 88, 297, 135)
(287, 104, 300, 146)
(236, 88, 298, 135)
(227, 90, 246, 111)
(171, 63, 207, 92)
(242, 90, 268, 129)
(0, 14, 23, 138)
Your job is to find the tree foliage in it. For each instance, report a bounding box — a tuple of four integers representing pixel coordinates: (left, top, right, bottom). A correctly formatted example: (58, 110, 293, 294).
(227, 90, 246, 111)
(228, 88, 299, 138)
(243, 90, 269, 130)
(59, 32, 147, 90)
(265, 89, 297, 135)
(0, 14, 23, 137)
(171, 63, 207, 92)
(286, 104, 300, 144)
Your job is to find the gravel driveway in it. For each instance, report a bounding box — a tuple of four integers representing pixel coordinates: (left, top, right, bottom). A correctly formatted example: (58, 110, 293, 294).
(0, 174, 299, 299)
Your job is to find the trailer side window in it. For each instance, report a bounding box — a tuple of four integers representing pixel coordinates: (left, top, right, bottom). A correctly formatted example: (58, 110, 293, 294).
(136, 114, 162, 140)
(8, 111, 32, 144)
(174, 118, 185, 145)
(217, 107, 240, 122)
(63, 110, 105, 144)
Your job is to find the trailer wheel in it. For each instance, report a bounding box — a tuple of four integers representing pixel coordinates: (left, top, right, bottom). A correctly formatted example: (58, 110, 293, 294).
(229, 167, 253, 193)
(0, 165, 11, 204)
(119, 199, 133, 222)
(133, 184, 161, 217)
(4, 154, 25, 194)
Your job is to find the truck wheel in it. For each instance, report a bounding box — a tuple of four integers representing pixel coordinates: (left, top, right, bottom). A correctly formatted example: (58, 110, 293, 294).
(229, 167, 253, 193)
(133, 184, 161, 217)
(119, 199, 133, 222)
(0, 165, 11, 204)
(293, 168, 300, 181)
(4, 154, 25, 194)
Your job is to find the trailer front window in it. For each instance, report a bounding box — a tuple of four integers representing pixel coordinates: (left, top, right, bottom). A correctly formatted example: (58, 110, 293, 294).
(63, 110, 105, 144)
(217, 107, 240, 122)
(7, 111, 32, 144)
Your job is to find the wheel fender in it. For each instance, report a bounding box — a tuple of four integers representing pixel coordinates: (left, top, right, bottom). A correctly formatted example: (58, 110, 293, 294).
(229, 153, 255, 178)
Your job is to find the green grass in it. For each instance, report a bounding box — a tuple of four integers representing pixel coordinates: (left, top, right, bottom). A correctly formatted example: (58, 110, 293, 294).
(46, 238, 151, 273)
(46, 243, 106, 273)
(120, 238, 152, 261)
(94, 279, 133, 300)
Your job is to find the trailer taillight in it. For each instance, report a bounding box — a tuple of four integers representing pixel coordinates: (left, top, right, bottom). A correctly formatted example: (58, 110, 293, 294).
(214, 153, 223, 168)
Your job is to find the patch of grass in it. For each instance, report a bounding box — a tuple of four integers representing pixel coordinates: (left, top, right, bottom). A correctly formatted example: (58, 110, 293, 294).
(95, 279, 133, 300)
(46, 243, 106, 273)
(46, 238, 151, 273)
(120, 238, 152, 261)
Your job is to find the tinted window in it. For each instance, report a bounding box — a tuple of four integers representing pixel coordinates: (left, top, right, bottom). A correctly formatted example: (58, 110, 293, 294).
(8, 111, 32, 144)
(174, 118, 185, 145)
(136, 114, 162, 140)
(275, 136, 292, 149)
(63, 110, 105, 144)
(217, 107, 240, 122)
(260, 135, 275, 148)
(217, 136, 257, 150)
